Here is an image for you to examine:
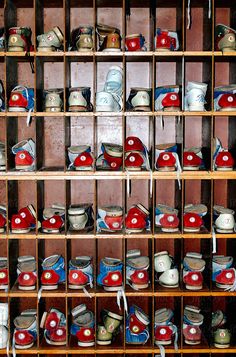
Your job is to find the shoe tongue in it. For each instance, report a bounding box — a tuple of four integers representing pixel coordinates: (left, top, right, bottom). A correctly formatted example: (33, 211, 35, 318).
(184, 204, 208, 215)
(18, 255, 35, 263)
(68, 145, 90, 154)
(156, 204, 178, 215)
(212, 310, 224, 328)
(127, 256, 149, 269)
(43, 206, 65, 219)
(104, 257, 121, 266)
(214, 205, 234, 215)
(213, 255, 233, 265)
(0, 257, 7, 269)
(18, 260, 36, 272)
(103, 143, 123, 157)
(134, 306, 149, 325)
(100, 205, 123, 217)
(184, 256, 205, 271)
(71, 256, 91, 268)
(14, 315, 35, 329)
(155, 308, 173, 324)
(156, 143, 176, 151)
(71, 304, 87, 317)
(184, 146, 201, 154)
(184, 306, 203, 325)
(43, 255, 60, 267)
(74, 311, 93, 326)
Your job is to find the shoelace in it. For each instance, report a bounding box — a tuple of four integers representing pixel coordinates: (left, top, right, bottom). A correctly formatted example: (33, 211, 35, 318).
(173, 152, 182, 190)
(212, 226, 217, 254)
(187, 0, 211, 29)
(12, 334, 15, 357)
(117, 287, 128, 315)
(82, 275, 93, 298)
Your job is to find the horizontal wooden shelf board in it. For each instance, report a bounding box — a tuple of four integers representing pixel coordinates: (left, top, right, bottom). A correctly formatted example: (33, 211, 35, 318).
(1, 111, 236, 117)
(1, 51, 235, 58)
(1, 347, 236, 354)
(1, 290, 235, 298)
(2, 170, 236, 180)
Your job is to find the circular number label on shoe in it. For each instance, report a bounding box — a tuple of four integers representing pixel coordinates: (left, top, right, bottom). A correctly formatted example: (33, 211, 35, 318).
(228, 96, 234, 102)
(12, 94, 19, 101)
(160, 328, 166, 335)
(132, 325, 140, 333)
(44, 272, 52, 280)
(223, 155, 229, 161)
(228, 35, 234, 42)
(23, 274, 30, 281)
(80, 155, 86, 162)
(190, 328, 196, 334)
(111, 273, 119, 281)
(10, 37, 18, 44)
(18, 333, 25, 340)
(163, 154, 170, 161)
(84, 329, 91, 336)
(129, 156, 135, 162)
(56, 329, 63, 336)
(191, 274, 199, 281)
(15, 218, 21, 224)
(187, 155, 193, 160)
(138, 272, 145, 279)
(189, 216, 196, 223)
(220, 331, 226, 337)
(131, 218, 138, 224)
(226, 272, 233, 279)
(128, 140, 134, 145)
(0, 272, 5, 279)
(170, 94, 177, 101)
(167, 216, 174, 222)
(19, 153, 26, 159)
(50, 320, 57, 328)
(112, 222, 120, 228)
(72, 273, 78, 279)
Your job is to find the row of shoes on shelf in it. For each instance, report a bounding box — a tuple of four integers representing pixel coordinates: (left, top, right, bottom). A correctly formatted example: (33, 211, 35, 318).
(0, 23, 235, 53)
(0, 136, 234, 173)
(0, 203, 236, 234)
(0, 302, 233, 350)
(1, 70, 236, 114)
(0, 251, 235, 293)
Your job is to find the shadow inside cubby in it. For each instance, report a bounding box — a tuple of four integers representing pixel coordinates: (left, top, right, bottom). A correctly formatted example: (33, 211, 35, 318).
(10, 297, 38, 350)
(67, 239, 96, 293)
(9, 238, 37, 292)
(154, 296, 181, 350)
(95, 116, 123, 171)
(8, 180, 37, 235)
(36, 58, 64, 112)
(184, 0, 212, 51)
(68, 296, 96, 348)
(35, 0, 64, 52)
(96, 179, 124, 236)
(125, 296, 152, 348)
(36, 116, 65, 172)
(39, 296, 67, 348)
(96, 296, 124, 349)
(125, 237, 153, 293)
(126, 59, 153, 112)
(183, 238, 211, 292)
(37, 180, 66, 235)
(96, 0, 123, 51)
(5, 0, 35, 49)
(184, 57, 212, 112)
(0, 180, 7, 234)
(65, 116, 94, 172)
(155, 179, 182, 234)
(154, 238, 182, 292)
(65, 57, 94, 111)
(214, 116, 236, 172)
(38, 239, 66, 293)
(6, 116, 36, 172)
(182, 296, 211, 350)
(183, 116, 211, 171)
(125, 116, 153, 172)
(125, 0, 153, 51)
(66, 0, 94, 51)
(184, 179, 212, 234)
(212, 239, 236, 293)
(96, 238, 123, 294)
(66, 180, 95, 236)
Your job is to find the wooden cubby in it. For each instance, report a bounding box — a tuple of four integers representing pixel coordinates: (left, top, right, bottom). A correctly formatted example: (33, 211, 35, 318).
(1, 0, 236, 355)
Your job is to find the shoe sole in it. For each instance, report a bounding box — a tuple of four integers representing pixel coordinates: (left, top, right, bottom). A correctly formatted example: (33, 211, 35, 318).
(185, 284, 202, 290)
(41, 284, 58, 290)
(15, 342, 34, 349)
(183, 166, 200, 170)
(41, 229, 60, 234)
(8, 47, 25, 52)
(183, 227, 201, 232)
(18, 285, 36, 291)
(78, 341, 95, 347)
(161, 227, 179, 232)
(214, 343, 230, 348)
(69, 106, 88, 112)
(216, 228, 233, 233)
(45, 107, 61, 112)
(155, 340, 172, 345)
(131, 283, 149, 290)
(11, 228, 31, 234)
(185, 340, 201, 345)
(68, 284, 86, 290)
(103, 286, 123, 292)
(96, 340, 112, 345)
(0, 285, 8, 290)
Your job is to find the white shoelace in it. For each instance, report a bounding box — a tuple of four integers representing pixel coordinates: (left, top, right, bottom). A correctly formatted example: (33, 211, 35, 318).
(117, 287, 128, 314)
(12, 85, 34, 127)
(212, 226, 217, 253)
(187, 0, 211, 29)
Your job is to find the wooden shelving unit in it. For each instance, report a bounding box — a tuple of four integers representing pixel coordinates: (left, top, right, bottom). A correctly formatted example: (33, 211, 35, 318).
(1, 0, 236, 356)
